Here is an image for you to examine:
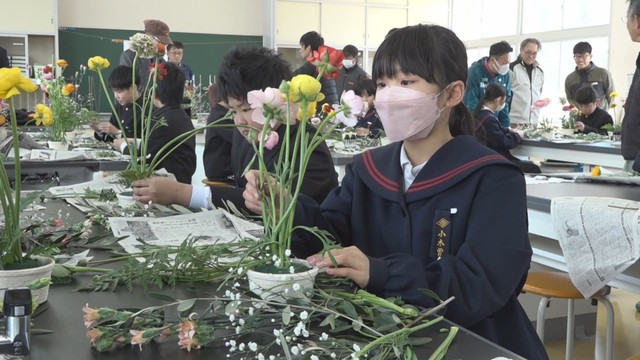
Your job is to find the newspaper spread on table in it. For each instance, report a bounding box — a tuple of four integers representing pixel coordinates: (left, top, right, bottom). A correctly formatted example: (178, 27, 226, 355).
(48, 173, 128, 212)
(108, 209, 264, 255)
(551, 197, 640, 297)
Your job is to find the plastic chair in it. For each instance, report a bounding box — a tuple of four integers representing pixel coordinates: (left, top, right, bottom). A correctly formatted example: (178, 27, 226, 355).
(523, 271, 614, 360)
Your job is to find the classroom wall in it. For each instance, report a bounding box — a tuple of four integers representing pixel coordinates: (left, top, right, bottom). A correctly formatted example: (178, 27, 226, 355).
(609, 0, 640, 97)
(57, 0, 263, 36)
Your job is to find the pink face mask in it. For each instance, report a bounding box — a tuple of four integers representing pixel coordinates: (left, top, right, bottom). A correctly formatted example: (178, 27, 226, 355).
(374, 86, 446, 142)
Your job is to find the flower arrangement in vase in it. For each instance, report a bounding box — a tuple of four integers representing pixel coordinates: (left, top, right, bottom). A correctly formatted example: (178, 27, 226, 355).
(38, 59, 98, 145)
(240, 51, 364, 292)
(89, 34, 231, 186)
(559, 97, 579, 136)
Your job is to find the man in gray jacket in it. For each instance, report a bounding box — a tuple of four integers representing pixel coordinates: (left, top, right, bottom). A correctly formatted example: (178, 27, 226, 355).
(509, 38, 544, 127)
(336, 45, 368, 97)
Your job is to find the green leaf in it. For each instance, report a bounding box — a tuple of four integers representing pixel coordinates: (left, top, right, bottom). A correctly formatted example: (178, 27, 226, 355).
(341, 301, 358, 319)
(177, 299, 197, 314)
(147, 293, 176, 302)
(319, 313, 336, 328)
(51, 264, 70, 278)
(282, 305, 292, 325)
(31, 328, 54, 335)
(225, 300, 240, 315)
(407, 336, 432, 346)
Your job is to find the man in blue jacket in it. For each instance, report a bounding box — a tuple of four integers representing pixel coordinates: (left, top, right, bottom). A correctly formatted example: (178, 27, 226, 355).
(464, 41, 513, 128)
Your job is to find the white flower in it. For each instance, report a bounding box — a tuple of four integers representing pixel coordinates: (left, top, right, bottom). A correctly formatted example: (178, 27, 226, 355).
(331, 353, 336, 358)
(249, 307, 254, 315)
(128, 33, 157, 59)
(273, 329, 280, 336)
(291, 347, 300, 355)
(229, 340, 236, 346)
(302, 329, 309, 338)
(238, 343, 245, 351)
(289, 266, 295, 274)
(285, 249, 291, 256)
(292, 283, 301, 292)
(239, 319, 245, 325)
(275, 337, 281, 345)
(270, 356, 276, 360)
(320, 332, 329, 341)
(248, 342, 258, 352)
(229, 314, 235, 322)
(299, 311, 308, 320)
(311, 356, 320, 360)
(353, 343, 361, 352)
(258, 354, 265, 360)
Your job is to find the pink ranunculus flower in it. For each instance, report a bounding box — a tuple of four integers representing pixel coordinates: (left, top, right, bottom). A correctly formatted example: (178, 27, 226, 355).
(264, 130, 279, 150)
(43, 73, 54, 81)
(534, 98, 551, 108)
(333, 90, 364, 127)
(248, 87, 284, 125)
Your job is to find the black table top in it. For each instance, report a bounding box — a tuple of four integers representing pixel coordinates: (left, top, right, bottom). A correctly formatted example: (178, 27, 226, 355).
(20, 201, 526, 359)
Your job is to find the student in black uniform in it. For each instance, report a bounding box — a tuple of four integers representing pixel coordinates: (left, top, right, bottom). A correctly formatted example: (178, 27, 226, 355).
(474, 83, 541, 173)
(130, 46, 338, 210)
(94, 65, 143, 142)
(244, 24, 548, 360)
(114, 62, 196, 184)
(574, 85, 613, 135)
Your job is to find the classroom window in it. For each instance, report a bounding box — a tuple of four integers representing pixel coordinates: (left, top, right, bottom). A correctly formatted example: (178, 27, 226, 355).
(451, 0, 518, 41)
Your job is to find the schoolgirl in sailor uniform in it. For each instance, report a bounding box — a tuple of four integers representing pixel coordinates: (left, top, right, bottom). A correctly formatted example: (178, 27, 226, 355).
(244, 24, 548, 360)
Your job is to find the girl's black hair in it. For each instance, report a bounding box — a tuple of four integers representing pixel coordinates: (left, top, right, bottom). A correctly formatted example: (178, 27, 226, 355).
(217, 46, 292, 103)
(155, 62, 184, 106)
(474, 83, 507, 116)
(372, 24, 473, 136)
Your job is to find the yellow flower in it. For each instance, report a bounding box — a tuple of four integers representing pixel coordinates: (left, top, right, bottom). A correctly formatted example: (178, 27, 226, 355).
(87, 56, 110, 71)
(0, 67, 38, 99)
(56, 59, 68, 69)
(32, 104, 53, 126)
(61, 83, 75, 96)
(297, 101, 317, 120)
(591, 166, 601, 176)
(610, 92, 619, 98)
(289, 74, 325, 103)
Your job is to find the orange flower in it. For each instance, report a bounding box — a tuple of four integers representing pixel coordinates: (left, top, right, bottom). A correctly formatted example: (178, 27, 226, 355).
(61, 83, 75, 96)
(56, 59, 68, 69)
(156, 42, 166, 56)
(82, 303, 101, 327)
(86, 328, 103, 346)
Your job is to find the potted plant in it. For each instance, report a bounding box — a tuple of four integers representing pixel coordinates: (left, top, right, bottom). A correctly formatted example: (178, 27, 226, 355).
(560, 103, 578, 136)
(38, 59, 98, 149)
(604, 91, 623, 141)
(237, 47, 362, 300)
(0, 67, 55, 303)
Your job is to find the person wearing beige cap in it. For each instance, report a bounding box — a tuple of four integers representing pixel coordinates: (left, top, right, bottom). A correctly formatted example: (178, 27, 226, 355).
(119, 19, 172, 94)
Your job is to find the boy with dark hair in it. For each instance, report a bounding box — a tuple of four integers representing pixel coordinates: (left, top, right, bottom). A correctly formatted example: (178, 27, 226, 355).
(464, 40, 513, 128)
(574, 85, 613, 135)
(94, 65, 143, 142)
(564, 41, 615, 110)
(130, 46, 338, 210)
(113, 62, 196, 184)
(353, 78, 383, 138)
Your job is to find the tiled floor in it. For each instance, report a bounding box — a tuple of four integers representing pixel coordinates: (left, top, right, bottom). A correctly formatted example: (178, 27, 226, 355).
(544, 288, 640, 360)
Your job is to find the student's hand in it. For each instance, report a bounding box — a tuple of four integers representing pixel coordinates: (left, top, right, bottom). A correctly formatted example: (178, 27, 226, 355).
(355, 128, 370, 137)
(510, 128, 524, 138)
(243, 170, 288, 215)
(97, 122, 120, 135)
(113, 138, 126, 152)
(131, 177, 191, 206)
(306, 246, 370, 288)
(575, 121, 585, 132)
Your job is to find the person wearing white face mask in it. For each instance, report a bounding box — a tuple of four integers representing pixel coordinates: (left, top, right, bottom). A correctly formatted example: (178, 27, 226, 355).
(336, 45, 369, 97)
(463, 41, 513, 128)
(474, 84, 540, 173)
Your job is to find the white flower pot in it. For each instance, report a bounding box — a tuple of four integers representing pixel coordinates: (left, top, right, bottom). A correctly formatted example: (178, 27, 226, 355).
(541, 131, 555, 141)
(116, 190, 135, 207)
(0, 257, 55, 304)
(246, 259, 319, 302)
(47, 141, 68, 151)
(559, 128, 574, 136)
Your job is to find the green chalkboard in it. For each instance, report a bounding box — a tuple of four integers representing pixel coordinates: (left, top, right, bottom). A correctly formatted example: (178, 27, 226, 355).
(58, 27, 262, 112)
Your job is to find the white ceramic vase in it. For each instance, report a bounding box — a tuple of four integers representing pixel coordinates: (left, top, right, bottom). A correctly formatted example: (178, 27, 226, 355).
(541, 131, 555, 141)
(0, 257, 55, 304)
(559, 128, 574, 136)
(47, 141, 68, 151)
(246, 259, 319, 302)
(116, 190, 135, 207)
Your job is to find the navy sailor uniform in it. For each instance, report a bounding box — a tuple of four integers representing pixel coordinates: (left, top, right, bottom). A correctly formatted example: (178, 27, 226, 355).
(293, 135, 548, 360)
